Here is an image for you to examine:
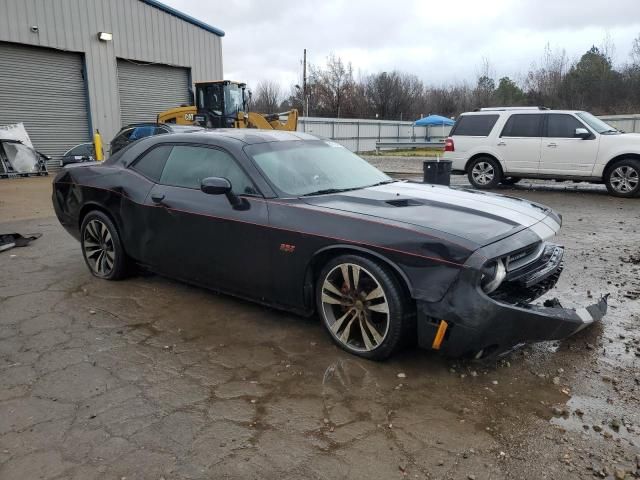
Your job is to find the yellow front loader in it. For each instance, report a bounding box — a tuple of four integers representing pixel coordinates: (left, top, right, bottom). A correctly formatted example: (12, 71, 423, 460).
(157, 80, 298, 131)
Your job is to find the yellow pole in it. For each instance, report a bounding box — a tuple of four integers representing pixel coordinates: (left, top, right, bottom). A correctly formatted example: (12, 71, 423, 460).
(93, 130, 104, 162)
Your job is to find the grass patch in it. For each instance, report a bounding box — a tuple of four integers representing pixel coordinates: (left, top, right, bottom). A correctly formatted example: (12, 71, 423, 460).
(360, 148, 444, 157)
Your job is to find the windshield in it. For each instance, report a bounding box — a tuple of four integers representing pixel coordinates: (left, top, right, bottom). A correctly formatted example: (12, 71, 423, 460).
(224, 84, 245, 116)
(245, 140, 392, 197)
(575, 112, 618, 134)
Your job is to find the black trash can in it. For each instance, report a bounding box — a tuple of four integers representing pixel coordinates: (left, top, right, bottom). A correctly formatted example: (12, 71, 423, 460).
(423, 159, 452, 186)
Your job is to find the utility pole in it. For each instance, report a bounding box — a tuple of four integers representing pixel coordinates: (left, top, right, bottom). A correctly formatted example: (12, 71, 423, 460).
(302, 48, 309, 118)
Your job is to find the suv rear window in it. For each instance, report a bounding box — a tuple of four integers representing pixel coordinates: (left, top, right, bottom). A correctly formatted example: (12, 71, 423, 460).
(501, 114, 543, 137)
(451, 115, 499, 136)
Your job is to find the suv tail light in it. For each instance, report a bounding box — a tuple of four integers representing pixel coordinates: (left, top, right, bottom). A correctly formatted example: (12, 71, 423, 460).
(444, 137, 454, 152)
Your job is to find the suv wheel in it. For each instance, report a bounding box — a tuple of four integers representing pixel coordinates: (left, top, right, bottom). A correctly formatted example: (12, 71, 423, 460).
(605, 159, 640, 198)
(468, 157, 502, 189)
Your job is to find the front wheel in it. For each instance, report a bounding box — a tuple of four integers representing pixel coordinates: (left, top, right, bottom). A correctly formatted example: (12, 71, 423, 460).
(467, 157, 502, 189)
(316, 255, 410, 360)
(605, 159, 640, 197)
(80, 211, 128, 280)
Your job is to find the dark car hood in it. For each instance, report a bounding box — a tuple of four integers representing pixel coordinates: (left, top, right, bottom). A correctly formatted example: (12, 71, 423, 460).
(302, 182, 560, 246)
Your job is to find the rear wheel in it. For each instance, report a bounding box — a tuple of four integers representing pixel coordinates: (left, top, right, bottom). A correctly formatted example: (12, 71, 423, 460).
(316, 255, 409, 360)
(605, 159, 640, 197)
(80, 211, 128, 280)
(467, 157, 502, 189)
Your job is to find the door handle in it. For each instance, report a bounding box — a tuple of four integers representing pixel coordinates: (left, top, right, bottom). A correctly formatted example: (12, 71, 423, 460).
(497, 141, 506, 146)
(547, 143, 557, 148)
(151, 193, 165, 204)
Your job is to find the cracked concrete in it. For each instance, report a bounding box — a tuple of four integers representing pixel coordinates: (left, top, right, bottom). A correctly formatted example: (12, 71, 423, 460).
(0, 177, 638, 479)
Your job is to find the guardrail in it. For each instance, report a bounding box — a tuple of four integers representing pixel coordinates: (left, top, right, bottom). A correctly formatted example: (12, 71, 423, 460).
(375, 141, 445, 154)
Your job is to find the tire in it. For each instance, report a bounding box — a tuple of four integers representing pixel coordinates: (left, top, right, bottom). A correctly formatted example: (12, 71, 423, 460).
(80, 210, 128, 280)
(501, 176, 521, 185)
(604, 158, 640, 198)
(316, 254, 410, 360)
(467, 156, 502, 189)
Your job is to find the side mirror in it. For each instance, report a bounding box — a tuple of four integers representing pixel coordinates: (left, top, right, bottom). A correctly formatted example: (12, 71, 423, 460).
(201, 177, 231, 195)
(575, 127, 591, 139)
(200, 177, 247, 210)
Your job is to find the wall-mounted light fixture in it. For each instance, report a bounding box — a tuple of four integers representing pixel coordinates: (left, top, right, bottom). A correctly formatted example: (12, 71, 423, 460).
(97, 32, 113, 42)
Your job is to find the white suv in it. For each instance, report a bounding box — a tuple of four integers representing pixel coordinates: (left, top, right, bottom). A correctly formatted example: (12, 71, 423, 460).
(443, 107, 640, 197)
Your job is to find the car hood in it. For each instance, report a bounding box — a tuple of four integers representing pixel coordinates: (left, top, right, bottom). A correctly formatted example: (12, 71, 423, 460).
(600, 132, 640, 145)
(302, 182, 560, 247)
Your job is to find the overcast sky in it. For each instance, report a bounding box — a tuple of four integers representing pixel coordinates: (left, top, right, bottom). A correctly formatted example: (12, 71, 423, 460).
(165, 0, 640, 92)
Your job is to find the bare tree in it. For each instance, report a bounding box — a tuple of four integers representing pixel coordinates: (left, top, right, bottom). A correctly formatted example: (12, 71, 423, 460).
(274, 35, 640, 119)
(630, 33, 640, 66)
(524, 44, 570, 107)
(366, 71, 424, 120)
(310, 54, 355, 117)
(251, 80, 282, 113)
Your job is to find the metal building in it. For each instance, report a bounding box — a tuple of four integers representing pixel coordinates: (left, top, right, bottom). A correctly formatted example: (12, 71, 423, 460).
(0, 0, 224, 165)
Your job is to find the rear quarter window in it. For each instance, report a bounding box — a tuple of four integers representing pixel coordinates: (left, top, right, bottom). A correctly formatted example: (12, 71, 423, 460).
(450, 115, 499, 136)
(130, 145, 173, 182)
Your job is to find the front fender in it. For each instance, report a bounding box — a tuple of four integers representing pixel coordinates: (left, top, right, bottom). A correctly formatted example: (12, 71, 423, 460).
(306, 243, 465, 305)
(307, 244, 415, 295)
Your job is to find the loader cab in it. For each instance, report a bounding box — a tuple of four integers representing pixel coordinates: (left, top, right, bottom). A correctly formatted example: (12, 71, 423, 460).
(195, 80, 248, 128)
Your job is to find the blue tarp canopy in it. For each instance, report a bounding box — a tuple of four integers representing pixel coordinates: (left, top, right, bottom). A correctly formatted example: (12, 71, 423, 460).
(414, 114, 455, 126)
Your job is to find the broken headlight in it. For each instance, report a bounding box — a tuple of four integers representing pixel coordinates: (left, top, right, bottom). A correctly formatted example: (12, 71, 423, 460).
(481, 258, 506, 294)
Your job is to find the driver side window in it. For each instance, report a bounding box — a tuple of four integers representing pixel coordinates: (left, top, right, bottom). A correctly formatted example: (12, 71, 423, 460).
(546, 114, 587, 138)
(158, 145, 258, 195)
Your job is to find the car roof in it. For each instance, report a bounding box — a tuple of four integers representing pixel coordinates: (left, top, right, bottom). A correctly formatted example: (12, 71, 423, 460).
(166, 124, 204, 132)
(460, 109, 584, 116)
(106, 128, 323, 166)
(170, 129, 320, 145)
(119, 123, 204, 132)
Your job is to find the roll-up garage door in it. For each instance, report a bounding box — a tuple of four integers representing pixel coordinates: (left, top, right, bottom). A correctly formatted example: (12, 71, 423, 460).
(117, 59, 191, 126)
(0, 42, 90, 169)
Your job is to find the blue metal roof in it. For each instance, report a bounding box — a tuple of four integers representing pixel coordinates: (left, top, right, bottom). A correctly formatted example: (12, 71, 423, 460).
(140, 0, 225, 37)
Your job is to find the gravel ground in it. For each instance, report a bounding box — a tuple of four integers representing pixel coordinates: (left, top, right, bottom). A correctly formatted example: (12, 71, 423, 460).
(0, 176, 638, 480)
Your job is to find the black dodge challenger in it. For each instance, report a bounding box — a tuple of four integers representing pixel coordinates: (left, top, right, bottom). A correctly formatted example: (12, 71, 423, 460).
(52, 130, 607, 360)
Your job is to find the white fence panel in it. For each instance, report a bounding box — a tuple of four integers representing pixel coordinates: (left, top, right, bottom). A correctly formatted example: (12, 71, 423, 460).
(599, 115, 640, 133)
(303, 122, 333, 138)
(334, 122, 358, 139)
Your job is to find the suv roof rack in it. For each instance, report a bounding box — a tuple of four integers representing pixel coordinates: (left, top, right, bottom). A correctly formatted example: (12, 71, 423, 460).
(474, 106, 549, 112)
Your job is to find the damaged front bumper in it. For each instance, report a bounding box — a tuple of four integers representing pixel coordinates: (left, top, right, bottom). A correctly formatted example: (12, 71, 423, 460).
(417, 240, 608, 359)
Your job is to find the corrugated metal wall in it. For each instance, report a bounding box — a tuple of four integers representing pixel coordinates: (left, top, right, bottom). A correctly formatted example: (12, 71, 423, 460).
(0, 0, 223, 145)
(117, 59, 190, 125)
(0, 42, 90, 165)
